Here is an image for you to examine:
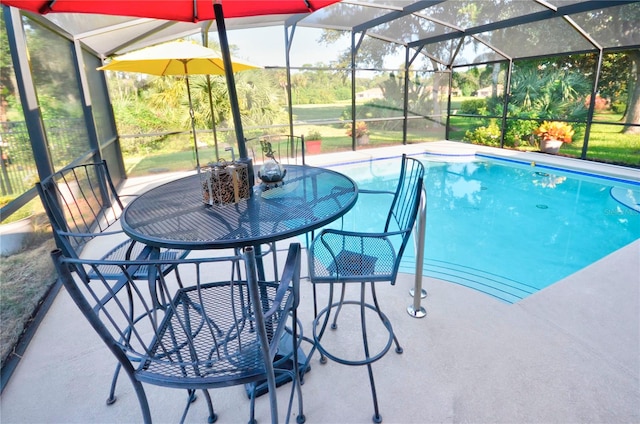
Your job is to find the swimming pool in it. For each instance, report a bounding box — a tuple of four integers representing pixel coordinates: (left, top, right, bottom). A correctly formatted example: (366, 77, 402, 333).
(319, 154, 640, 303)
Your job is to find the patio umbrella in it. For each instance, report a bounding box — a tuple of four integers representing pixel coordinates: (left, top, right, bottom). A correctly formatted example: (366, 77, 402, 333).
(1, 0, 342, 183)
(0, 0, 341, 21)
(97, 40, 259, 168)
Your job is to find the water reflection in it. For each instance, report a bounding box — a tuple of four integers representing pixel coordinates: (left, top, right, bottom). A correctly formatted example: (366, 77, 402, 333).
(445, 162, 483, 203)
(330, 157, 639, 303)
(532, 171, 567, 188)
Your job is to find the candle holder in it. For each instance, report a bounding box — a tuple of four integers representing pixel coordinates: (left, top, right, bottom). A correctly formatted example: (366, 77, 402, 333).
(201, 161, 250, 206)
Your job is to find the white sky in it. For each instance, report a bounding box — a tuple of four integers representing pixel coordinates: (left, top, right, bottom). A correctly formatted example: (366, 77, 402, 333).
(224, 26, 344, 68)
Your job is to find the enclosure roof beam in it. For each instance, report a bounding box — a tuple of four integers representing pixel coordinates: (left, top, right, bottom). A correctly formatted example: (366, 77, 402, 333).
(407, 0, 637, 50)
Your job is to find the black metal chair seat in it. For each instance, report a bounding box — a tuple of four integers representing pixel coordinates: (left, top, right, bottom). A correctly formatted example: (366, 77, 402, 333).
(312, 234, 398, 281)
(308, 154, 425, 423)
(141, 280, 288, 386)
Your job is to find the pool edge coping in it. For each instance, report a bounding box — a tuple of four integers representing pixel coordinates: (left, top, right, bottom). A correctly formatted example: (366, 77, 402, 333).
(304, 141, 640, 185)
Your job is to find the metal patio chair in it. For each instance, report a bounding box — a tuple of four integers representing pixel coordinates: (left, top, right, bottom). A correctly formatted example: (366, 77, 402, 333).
(246, 134, 307, 167)
(51, 243, 305, 424)
(36, 160, 190, 402)
(36, 160, 189, 278)
(242, 134, 308, 279)
(307, 154, 425, 423)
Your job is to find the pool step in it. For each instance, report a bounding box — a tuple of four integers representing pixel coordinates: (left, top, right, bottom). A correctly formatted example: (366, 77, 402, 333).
(610, 186, 640, 213)
(400, 256, 536, 303)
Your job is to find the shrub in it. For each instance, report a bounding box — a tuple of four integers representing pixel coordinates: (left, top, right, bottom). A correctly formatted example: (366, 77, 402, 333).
(585, 94, 610, 112)
(504, 119, 539, 147)
(464, 120, 501, 146)
(460, 99, 487, 115)
(611, 101, 626, 114)
(306, 130, 322, 140)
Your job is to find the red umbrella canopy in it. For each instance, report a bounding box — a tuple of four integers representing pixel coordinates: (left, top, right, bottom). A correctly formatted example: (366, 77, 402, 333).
(0, 0, 341, 21)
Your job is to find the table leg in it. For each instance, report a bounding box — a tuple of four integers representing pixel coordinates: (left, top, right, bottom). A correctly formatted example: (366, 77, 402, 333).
(254, 243, 266, 281)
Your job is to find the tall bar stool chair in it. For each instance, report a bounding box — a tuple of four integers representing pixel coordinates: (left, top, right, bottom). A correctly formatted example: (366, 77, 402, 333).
(307, 154, 425, 423)
(52, 243, 305, 424)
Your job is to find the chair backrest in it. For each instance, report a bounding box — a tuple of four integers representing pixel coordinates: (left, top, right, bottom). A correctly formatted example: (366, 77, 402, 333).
(246, 134, 306, 166)
(51, 243, 302, 422)
(384, 154, 425, 262)
(309, 154, 425, 285)
(36, 160, 125, 257)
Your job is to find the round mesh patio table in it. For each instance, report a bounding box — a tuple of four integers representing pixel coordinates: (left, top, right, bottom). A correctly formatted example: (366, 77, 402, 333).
(122, 165, 358, 250)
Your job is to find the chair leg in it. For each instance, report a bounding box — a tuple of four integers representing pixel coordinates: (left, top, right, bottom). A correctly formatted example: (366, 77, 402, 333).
(106, 362, 121, 405)
(312, 284, 318, 318)
(200, 389, 217, 424)
(248, 382, 258, 424)
(179, 390, 196, 423)
(312, 281, 399, 423)
(178, 389, 215, 424)
(304, 285, 322, 378)
(289, 311, 306, 424)
(360, 283, 382, 424)
(130, 379, 152, 424)
(108, 338, 150, 423)
(313, 282, 336, 365)
(330, 282, 346, 330)
(108, 289, 135, 405)
(366, 362, 383, 424)
(370, 282, 403, 354)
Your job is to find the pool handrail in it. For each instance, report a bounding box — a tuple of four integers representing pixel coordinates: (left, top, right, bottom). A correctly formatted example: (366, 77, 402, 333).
(408, 184, 428, 318)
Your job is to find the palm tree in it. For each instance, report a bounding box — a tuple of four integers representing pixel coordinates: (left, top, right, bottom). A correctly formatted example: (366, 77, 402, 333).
(509, 61, 589, 122)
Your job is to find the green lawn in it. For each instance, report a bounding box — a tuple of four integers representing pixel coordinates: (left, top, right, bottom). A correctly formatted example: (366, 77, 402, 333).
(448, 114, 639, 167)
(584, 123, 640, 166)
(125, 102, 639, 176)
(125, 149, 198, 177)
(292, 103, 349, 121)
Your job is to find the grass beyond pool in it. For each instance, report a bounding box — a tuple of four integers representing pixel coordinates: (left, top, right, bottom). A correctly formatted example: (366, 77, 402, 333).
(318, 154, 640, 303)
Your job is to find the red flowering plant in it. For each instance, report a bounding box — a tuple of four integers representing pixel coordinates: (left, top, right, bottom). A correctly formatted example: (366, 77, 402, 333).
(534, 121, 574, 143)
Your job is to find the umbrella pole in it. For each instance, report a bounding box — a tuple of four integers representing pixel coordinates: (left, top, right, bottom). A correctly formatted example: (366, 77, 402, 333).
(185, 75, 201, 172)
(206, 75, 220, 162)
(214, 3, 254, 186)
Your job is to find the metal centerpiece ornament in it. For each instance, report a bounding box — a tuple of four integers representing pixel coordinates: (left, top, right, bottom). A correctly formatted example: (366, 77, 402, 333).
(258, 139, 286, 189)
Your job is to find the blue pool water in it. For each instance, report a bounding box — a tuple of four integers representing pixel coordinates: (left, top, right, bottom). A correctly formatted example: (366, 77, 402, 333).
(318, 154, 640, 303)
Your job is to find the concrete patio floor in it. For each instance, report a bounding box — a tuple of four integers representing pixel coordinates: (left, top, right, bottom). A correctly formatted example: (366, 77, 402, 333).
(1, 142, 638, 423)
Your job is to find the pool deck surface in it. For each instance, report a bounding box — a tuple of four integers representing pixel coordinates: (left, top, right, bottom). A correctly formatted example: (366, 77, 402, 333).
(1, 141, 639, 423)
